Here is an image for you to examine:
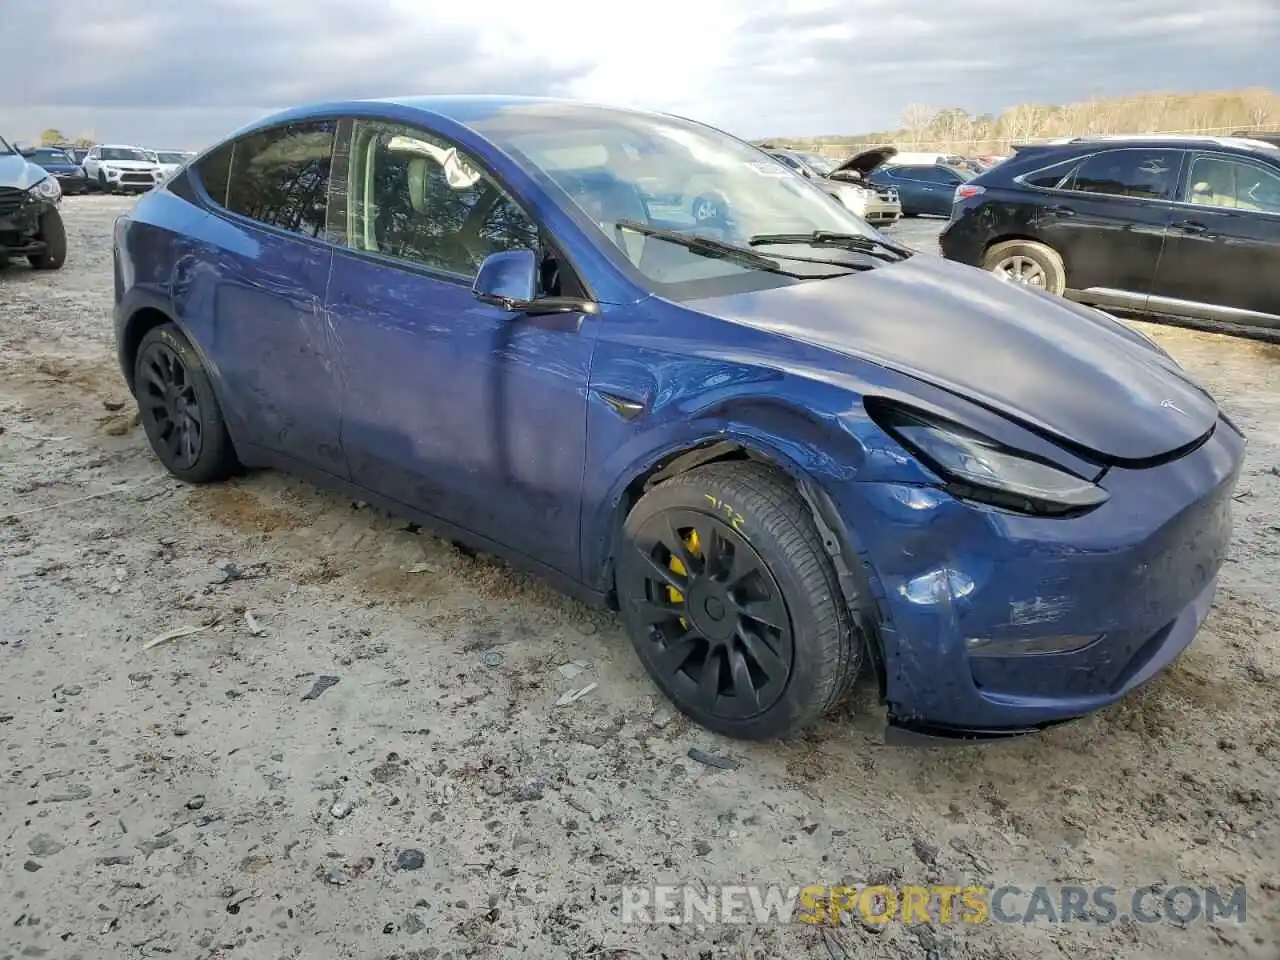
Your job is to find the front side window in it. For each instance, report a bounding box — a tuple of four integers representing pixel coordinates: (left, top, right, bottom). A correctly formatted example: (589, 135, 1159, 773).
(1185, 155, 1280, 214)
(341, 119, 538, 278)
(1065, 149, 1179, 201)
(224, 121, 336, 238)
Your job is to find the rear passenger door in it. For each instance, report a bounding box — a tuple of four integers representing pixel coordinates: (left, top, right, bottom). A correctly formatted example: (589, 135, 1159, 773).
(1150, 152, 1280, 324)
(1034, 147, 1181, 304)
(190, 120, 347, 476)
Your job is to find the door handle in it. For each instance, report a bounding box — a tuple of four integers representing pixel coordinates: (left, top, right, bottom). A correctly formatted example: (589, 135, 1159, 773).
(1173, 219, 1208, 235)
(597, 391, 647, 421)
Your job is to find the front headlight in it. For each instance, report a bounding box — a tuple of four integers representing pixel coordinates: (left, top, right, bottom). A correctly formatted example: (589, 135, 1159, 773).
(871, 402, 1109, 515)
(30, 176, 61, 200)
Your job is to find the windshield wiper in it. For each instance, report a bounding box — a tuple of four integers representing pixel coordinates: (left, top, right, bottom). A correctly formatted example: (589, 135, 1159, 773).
(748, 231, 912, 261)
(614, 220, 869, 276)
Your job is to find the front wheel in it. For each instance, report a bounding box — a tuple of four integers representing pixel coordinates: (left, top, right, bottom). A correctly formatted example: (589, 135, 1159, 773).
(982, 240, 1067, 295)
(27, 208, 67, 270)
(617, 461, 860, 740)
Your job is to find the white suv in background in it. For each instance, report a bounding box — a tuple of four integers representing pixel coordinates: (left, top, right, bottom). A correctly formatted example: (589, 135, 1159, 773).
(153, 150, 195, 181)
(82, 145, 164, 193)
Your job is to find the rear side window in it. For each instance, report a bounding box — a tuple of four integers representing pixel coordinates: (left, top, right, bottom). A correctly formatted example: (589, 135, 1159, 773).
(1021, 159, 1078, 189)
(1064, 149, 1179, 201)
(224, 121, 337, 238)
(195, 143, 233, 206)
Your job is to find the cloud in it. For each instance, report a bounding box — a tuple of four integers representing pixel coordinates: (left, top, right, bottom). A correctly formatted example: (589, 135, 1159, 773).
(1, 0, 1276, 147)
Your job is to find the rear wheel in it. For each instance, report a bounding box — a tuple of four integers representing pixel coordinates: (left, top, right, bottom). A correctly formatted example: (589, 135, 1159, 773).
(27, 208, 67, 270)
(617, 461, 860, 740)
(134, 324, 238, 483)
(982, 240, 1067, 295)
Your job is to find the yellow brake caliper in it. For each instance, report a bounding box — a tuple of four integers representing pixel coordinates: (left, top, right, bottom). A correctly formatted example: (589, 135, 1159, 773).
(667, 529, 700, 629)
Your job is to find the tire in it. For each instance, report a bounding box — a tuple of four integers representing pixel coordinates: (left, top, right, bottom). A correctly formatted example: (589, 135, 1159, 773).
(133, 323, 238, 483)
(97, 170, 108, 192)
(617, 461, 860, 740)
(27, 208, 67, 270)
(982, 239, 1067, 296)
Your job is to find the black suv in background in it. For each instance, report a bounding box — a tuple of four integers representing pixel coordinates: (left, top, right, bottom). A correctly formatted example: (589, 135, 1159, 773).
(940, 135, 1280, 338)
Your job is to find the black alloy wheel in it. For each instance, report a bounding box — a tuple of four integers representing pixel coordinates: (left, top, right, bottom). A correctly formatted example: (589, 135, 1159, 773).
(137, 339, 204, 472)
(625, 508, 796, 721)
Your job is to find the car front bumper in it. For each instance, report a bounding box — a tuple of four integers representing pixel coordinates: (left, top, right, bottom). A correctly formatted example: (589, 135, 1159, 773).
(828, 415, 1245, 739)
(0, 193, 57, 255)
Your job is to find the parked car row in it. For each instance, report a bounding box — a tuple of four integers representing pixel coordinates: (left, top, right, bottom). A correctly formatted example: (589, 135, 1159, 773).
(760, 145, 1010, 219)
(109, 97, 1244, 742)
(20, 143, 195, 195)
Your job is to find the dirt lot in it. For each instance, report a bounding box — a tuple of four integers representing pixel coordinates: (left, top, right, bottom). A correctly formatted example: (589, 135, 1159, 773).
(2, 197, 1278, 960)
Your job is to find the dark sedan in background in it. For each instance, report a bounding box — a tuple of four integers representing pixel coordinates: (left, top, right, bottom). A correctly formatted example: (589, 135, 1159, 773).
(940, 134, 1280, 338)
(867, 162, 976, 216)
(22, 146, 90, 195)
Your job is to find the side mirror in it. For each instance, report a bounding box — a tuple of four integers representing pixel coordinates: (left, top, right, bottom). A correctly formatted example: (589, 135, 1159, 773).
(472, 248, 599, 317)
(472, 249, 537, 309)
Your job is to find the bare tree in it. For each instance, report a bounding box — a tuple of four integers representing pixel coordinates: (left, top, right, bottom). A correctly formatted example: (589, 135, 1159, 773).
(1241, 87, 1274, 128)
(898, 104, 935, 146)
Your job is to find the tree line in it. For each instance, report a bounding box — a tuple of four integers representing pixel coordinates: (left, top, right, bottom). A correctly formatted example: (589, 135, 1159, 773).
(766, 87, 1280, 158)
(33, 129, 96, 148)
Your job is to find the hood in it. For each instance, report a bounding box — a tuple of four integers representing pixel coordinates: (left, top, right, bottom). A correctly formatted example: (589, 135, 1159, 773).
(828, 145, 897, 180)
(39, 161, 83, 174)
(0, 153, 52, 190)
(100, 159, 160, 171)
(696, 256, 1217, 463)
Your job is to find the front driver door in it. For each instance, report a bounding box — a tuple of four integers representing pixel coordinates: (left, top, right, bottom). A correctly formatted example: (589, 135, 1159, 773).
(325, 117, 595, 577)
(1150, 151, 1280, 324)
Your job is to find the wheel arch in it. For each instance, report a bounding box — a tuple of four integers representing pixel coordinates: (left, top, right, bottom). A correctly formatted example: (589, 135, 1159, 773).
(590, 410, 887, 697)
(119, 305, 174, 391)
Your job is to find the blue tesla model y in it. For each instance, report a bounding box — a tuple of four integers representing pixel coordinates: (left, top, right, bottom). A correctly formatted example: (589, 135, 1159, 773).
(112, 96, 1245, 741)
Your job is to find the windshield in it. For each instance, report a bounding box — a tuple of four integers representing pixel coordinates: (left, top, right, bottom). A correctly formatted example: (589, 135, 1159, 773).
(471, 106, 879, 295)
(101, 147, 151, 162)
(29, 148, 73, 164)
(797, 152, 836, 175)
(0, 134, 14, 156)
(156, 152, 186, 164)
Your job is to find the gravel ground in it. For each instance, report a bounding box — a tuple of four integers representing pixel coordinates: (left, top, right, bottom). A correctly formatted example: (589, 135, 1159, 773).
(2, 197, 1278, 960)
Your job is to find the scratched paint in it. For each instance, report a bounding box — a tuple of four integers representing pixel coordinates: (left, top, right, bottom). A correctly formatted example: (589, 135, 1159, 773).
(1009, 595, 1076, 625)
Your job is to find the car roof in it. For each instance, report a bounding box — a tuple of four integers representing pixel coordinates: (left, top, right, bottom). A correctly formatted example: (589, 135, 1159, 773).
(237, 95, 697, 142)
(1040, 134, 1280, 153)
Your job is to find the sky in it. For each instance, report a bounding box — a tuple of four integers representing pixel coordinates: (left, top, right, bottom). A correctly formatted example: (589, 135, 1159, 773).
(2, 0, 1277, 150)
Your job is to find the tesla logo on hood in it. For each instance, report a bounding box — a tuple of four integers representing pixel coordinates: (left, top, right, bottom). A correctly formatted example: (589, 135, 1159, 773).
(1161, 399, 1189, 416)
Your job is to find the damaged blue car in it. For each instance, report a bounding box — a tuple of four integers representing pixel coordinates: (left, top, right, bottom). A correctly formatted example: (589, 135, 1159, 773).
(112, 97, 1245, 741)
